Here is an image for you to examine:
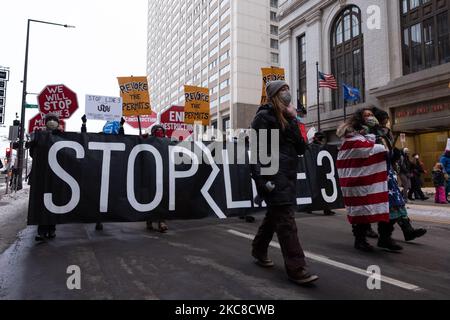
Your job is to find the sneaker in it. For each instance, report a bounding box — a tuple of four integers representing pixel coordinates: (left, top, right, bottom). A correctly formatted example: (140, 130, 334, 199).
(288, 269, 319, 285)
(324, 209, 336, 216)
(146, 221, 154, 231)
(378, 238, 403, 251)
(95, 222, 103, 231)
(252, 252, 274, 268)
(420, 197, 430, 201)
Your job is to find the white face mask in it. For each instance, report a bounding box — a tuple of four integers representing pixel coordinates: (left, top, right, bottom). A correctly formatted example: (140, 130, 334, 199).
(46, 120, 59, 130)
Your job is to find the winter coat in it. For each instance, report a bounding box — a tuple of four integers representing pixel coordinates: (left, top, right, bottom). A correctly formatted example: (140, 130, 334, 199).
(399, 154, 412, 176)
(251, 104, 306, 207)
(440, 153, 450, 175)
(432, 169, 446, 187)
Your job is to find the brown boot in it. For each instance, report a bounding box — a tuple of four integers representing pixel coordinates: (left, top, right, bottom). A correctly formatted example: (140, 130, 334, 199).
(288, 268, 319, 285)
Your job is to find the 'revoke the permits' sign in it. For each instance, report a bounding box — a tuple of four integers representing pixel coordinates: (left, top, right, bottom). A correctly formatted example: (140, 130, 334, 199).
(184, 85, 210, 126)
(85, 94, 123, 121)
(117, 76, 152, 117)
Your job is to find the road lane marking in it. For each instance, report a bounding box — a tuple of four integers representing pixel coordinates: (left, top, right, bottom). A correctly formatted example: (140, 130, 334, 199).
(227, 229, 423, 292)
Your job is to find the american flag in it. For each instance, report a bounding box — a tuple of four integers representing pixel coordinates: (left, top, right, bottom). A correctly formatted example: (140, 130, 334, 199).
(319, 72, 338, 89)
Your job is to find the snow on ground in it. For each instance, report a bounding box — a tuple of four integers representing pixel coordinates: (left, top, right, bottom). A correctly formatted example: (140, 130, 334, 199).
(0, 184, 30, 253)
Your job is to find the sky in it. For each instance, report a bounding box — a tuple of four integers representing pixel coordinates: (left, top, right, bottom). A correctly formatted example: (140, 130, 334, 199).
(0, 0, 148, 141)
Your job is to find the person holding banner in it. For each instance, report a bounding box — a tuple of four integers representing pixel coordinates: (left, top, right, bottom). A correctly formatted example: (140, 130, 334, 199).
(144, 124, 169, 233)
(336, 108, 402, 252)
(250, 80, 318, 285)
(31, 113, 62, 242)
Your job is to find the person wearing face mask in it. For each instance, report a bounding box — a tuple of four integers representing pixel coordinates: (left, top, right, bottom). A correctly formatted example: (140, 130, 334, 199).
(250, 80, 318, 285)
(371, 107, 427, 242)
(30, 113, 61, 241)
(143, 124, 169, 233)
(409, 153, 429, 201)
(336, 108, 402, 252)
(439, 149, 450, 202)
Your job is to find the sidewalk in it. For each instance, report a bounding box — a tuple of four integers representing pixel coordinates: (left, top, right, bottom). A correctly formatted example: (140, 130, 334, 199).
(0, 183, 30, 254)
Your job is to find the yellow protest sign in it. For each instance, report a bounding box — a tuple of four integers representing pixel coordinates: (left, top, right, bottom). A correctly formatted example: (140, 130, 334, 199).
(117, 76, 152, 116)
(184, 85, 210, 126)
(261, 67, 286, 105)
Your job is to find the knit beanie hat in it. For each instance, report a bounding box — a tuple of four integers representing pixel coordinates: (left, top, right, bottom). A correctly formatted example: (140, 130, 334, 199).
(266, 80, 289, 99)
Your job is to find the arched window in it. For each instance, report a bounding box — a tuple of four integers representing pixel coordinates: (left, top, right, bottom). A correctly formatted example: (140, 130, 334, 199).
(330, 6, 365, 110)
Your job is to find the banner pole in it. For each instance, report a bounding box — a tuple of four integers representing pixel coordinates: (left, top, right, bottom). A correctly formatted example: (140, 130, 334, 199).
(137, 115, 142, 136)
(316, 62, 321, 132)
(343, 84, 347, 122)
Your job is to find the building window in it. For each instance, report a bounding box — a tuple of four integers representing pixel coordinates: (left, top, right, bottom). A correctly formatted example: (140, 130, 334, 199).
(270, 0, 278, 9)
(297, 34, 307, 107)
(271, 52, 279, 64)
(330, 5, 365, 110)
(270, 38, 279, 49)
(270, 11, 278, 22)
(270, 25, 278, 36)
(401, 0, 450, 75)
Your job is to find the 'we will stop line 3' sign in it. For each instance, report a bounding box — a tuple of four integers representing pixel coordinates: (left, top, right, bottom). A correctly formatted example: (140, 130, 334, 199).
(37, 84, 79, 119)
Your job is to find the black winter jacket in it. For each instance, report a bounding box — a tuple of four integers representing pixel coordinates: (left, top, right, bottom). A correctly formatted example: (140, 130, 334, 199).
(250, 104, 306, 206)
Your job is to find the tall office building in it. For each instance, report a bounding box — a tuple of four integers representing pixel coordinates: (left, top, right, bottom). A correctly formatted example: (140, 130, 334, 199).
(147, 0, 281, 132)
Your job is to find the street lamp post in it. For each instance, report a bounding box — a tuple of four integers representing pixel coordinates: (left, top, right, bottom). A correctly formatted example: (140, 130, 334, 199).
(16, 19, 75, 190)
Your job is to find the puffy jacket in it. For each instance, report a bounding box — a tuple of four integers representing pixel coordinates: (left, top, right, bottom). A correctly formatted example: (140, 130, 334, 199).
(250, 104, 306, 206)
(440, 153, 450, 175)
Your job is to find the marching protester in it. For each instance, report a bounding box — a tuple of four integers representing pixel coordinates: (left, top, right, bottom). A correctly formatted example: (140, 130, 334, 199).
(336, 108, 402, 252)
(399, 148, 413, 202)
(250, 80, 318, 285)
(144, 124, 169, 233)
(432, 163, 448, 204)
(439, 149, 450, 202)
(30, 113, 62, 242)
(409, 153, 429, 201)
(371, 107, 426, 243)
(81, 115, 126, 231)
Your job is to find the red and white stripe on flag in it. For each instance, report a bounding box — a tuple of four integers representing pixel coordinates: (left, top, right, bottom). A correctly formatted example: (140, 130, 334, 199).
(319, 72, 338, 90)
(337, 134, 390, 224)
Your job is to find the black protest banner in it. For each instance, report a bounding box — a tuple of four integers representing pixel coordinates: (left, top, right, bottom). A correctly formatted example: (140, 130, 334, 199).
(27, 132, 344, 225)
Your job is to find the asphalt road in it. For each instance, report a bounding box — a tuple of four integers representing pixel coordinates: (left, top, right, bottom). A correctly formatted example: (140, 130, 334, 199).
(0, 207, 449, 300)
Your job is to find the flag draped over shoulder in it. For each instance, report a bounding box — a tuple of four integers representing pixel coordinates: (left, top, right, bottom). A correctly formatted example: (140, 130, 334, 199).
(336, 133, 390, 224)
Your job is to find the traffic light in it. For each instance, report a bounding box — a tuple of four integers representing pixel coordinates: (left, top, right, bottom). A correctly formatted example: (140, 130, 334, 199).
(5, 147, 11, 158)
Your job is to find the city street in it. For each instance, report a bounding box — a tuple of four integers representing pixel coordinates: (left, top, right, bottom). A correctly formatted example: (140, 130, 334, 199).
(0, 189, 449, 300)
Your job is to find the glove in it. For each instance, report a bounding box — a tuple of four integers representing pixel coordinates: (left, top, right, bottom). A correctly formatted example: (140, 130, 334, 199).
(81, 114, 87, 123)
(255, 178, 269, 199)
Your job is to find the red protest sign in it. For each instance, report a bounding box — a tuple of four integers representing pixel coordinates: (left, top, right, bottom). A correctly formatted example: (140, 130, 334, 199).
(28, 113, 66, 134)
(124, 111, 157, 129)
(38, 84, 78, 119)
(160, 105, 194, 139)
